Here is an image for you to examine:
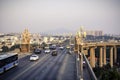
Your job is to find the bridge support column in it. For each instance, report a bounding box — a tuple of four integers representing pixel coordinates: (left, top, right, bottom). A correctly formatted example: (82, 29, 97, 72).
(103, 46, 106, 65)
(110, 47, 113, 68)
(99, 47, 103, 67)
(114, 46, 117, 63)
(90, 47, 95, 68)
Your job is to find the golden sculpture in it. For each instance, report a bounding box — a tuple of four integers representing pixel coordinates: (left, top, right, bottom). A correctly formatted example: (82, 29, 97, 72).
(21, 29, 30, 52)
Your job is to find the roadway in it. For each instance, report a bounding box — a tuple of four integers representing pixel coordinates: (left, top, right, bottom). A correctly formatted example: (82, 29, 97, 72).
(0, 49, 77, 80)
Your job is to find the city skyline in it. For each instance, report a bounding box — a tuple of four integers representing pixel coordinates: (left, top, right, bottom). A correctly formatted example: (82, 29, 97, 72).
(0, 0, 120, 34)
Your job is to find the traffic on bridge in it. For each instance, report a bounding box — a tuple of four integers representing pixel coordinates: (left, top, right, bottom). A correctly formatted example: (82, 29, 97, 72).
(1, 28, 120, 80)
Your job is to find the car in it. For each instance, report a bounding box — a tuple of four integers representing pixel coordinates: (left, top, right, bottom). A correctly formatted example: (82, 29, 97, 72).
(59, 46, 64, 50)
(67, 50, 72, 54)
(34, 48, 41, 54)
(66, 46, 70, 49)
(44, 49, 51, 53)
(52, 50, 57, 56)
(49, 46, 56, 50)
(30, 55, 39, 61)
(44, 47, 51, 53)
(83, 60, 86, 68)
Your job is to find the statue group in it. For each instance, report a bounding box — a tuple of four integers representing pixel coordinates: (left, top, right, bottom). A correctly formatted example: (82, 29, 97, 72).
(21, 29, 30, 52)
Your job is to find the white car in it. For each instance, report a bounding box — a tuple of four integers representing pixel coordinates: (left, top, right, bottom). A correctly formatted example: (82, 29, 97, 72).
(30, 55, 39, 61)
(44, 49, 51, 53)
(59, 46, 64, 50)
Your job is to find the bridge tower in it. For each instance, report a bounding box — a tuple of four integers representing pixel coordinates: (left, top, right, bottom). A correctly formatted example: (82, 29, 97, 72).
(21, 28, 31, 52)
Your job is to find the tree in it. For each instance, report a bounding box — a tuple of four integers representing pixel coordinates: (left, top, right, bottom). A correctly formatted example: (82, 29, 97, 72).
(1, 45, 9, 52)
(93, 64, 120, 80)
(9, 44, 20, 51)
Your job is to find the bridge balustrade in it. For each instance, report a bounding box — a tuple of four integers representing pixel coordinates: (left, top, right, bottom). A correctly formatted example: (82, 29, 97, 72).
(83, 53, 97, 80)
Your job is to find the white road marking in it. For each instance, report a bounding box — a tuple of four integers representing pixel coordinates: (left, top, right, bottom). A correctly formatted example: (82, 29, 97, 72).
(12, 54, 49, 80)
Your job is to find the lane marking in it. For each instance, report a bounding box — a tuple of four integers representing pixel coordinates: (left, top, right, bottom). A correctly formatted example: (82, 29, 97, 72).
(57, 54, 69, 80)
(12, 54, 50, 80)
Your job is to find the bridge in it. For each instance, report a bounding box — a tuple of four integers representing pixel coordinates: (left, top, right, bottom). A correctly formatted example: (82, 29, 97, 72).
(80, 42, 120, 68)
(74, 29, 120, 80)
(1, 29, 120, 80)
(73, 26, 120, 80)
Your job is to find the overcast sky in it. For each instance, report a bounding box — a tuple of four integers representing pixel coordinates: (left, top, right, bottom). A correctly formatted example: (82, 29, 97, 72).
(0, 0, 120, 34)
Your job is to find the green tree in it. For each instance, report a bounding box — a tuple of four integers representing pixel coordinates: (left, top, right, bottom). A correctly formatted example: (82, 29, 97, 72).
(1, 45, 9, 52)
(93, 64, 120, 80)
(10, 44, 20, 51)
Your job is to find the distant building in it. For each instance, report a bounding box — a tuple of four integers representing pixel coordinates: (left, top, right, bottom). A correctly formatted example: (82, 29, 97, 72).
(0, 33, 4, 36)
(49, 37, 55, 42)
(43, 37, 48, 43)
(86, 30, 103, 36)
(0, 35, 19, 48)
(30, 33, 41, 44)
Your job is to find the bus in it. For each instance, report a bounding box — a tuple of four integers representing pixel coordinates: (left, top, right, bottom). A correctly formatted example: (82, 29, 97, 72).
(0, 53, 18, 74)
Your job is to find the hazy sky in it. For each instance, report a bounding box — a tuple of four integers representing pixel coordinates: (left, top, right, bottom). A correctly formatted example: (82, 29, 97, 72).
(0, 0, 120, 34)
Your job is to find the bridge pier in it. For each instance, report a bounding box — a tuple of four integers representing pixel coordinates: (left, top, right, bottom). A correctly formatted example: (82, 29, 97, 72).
(110, 47, 113, 68)
(103, 46, 106, 65)
(90, 47, 95, 68)
(114, 46, 117, 63)
(99, 47, 103, 67)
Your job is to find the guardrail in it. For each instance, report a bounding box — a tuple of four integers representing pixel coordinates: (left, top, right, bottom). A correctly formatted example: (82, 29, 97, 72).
(76, 54, 80, 80)
(83, 54, 97, 80)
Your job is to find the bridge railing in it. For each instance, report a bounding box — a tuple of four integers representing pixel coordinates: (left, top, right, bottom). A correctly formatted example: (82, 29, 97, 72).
(83, 54, 97, 80)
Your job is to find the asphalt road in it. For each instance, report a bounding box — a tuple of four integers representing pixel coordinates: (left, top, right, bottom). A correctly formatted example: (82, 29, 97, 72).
(0, 49, 77, 80)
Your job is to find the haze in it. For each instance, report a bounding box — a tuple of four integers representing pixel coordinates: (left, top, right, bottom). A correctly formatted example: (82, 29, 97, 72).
(0, 0, 120, 34)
